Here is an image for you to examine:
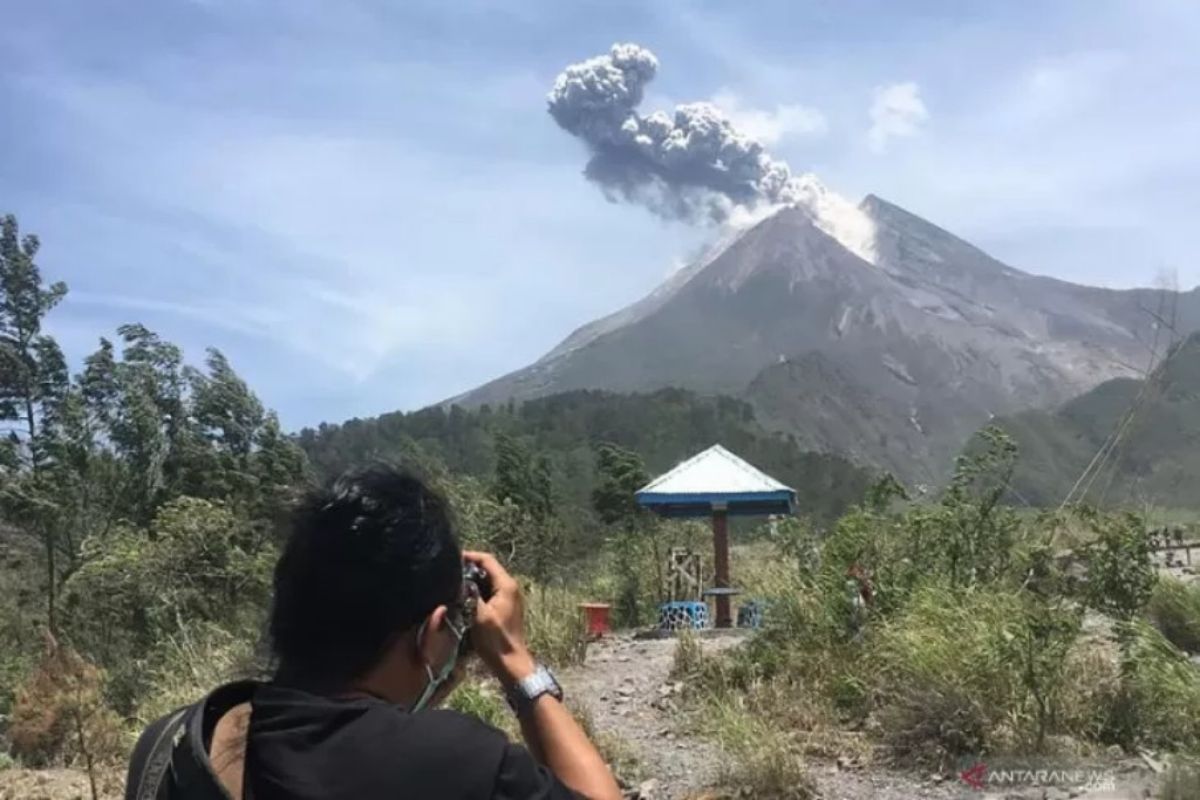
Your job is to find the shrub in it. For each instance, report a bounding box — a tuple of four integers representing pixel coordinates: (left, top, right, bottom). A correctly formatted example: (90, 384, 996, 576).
(1074, 507, 1156, 620)
(872, 585, 1081, 759)
(62, 497, 273, 712)
(8, 637, 125, 769)
(1148, 578, 1200, 654)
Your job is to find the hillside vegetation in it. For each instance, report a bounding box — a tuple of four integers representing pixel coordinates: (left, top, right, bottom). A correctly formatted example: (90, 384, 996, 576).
(989, 333, 1200, 509)
(297, 388, 875, 526)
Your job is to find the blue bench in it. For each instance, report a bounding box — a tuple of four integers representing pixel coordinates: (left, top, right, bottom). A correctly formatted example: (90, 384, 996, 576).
(658, 600, 709, 631)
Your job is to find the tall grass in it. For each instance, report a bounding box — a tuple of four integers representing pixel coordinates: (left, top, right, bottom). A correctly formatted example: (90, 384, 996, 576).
(135, 620, 263, 725)
(1120, 620, 1200, 752)
(1148, 578, 1200, 654)
(524, 583, 590, 668)
(705, 696, 815, 800)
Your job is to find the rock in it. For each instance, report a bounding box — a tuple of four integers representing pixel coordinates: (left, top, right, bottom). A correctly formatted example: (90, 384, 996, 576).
(634, 778, 659, 799)
(1105, 744, 1124, 758)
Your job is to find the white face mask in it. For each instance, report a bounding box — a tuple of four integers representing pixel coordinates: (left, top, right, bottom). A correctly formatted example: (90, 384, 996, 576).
(409, 613, 467, 713)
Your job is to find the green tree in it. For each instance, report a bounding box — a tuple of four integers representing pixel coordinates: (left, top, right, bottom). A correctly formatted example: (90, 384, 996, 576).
(491, 433, 560, 582)
(591, 442, 649, 527)
(592, 443, 658, 625)
(0, 214, 71, 629)
(0, 214, 68, 459)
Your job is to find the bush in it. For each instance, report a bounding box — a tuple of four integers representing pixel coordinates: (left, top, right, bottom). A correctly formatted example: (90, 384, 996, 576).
(1148, 578, 1200, 654)
(872, 585, 1081, 759)
(62, 497, 273, 712)
(8, 637, 125, 768)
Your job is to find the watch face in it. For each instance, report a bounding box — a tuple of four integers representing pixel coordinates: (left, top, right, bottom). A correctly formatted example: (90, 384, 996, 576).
(522, 666, 562, 701)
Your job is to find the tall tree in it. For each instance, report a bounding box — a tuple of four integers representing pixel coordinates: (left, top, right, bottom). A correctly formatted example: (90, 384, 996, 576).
(0, 214, 68, 463)
(591, 442, 649, 528)
(0, 215, 72, 629)
(592, 442, 657, 624)
(491, 432, 560, 582)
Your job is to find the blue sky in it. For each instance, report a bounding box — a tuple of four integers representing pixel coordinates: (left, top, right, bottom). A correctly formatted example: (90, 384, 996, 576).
(2, 1, 1197, 428)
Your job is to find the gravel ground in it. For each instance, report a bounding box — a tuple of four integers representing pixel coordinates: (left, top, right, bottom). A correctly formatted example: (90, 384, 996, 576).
(0, 767, 123, 800)
(560, 632, 1162, 800)
(559, 631, 742, 799)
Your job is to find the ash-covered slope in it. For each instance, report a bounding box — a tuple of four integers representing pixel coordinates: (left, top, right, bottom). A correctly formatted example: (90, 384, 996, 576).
(453, 185, 1199, 483)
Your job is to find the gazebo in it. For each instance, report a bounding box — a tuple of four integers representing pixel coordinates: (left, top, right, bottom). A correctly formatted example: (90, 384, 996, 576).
(635, 444, 796, 628)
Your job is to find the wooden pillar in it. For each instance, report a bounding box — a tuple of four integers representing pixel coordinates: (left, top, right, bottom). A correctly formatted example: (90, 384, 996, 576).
(712, 505, 731, 628)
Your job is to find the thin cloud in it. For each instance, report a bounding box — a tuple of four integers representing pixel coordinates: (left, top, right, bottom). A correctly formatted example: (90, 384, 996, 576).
(867, 81, 929, 153)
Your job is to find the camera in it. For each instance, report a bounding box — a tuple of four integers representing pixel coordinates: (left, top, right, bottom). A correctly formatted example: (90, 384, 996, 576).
(463, 561, 493, 602)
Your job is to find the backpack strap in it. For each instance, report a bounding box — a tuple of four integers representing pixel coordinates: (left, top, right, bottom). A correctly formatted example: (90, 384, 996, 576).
(131, 706, 190, 800)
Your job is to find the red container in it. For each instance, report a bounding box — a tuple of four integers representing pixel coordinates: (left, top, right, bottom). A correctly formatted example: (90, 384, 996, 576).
(578, 603, 612, 637)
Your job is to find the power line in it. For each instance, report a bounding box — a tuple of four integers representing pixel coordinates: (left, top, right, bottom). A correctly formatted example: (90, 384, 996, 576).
(1060, 282, 1181, 510)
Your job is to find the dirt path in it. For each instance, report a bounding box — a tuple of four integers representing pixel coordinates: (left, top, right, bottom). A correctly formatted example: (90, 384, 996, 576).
(562, 632, 1163, 800)
(560, 632, 740, 799)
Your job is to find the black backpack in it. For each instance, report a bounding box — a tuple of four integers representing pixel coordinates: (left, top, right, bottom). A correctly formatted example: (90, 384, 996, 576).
(125, 681, 257, 800)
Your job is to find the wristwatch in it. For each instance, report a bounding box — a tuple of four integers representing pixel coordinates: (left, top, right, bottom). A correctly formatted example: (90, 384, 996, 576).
(506, 664, 563, 714)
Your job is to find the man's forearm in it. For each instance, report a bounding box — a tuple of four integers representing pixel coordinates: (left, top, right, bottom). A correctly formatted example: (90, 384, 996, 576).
(517, 695, 620, 800)
(498, 650, 621, 800)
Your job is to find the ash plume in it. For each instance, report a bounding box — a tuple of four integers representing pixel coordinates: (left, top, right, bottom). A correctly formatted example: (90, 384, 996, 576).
(548, 43, 808, 223)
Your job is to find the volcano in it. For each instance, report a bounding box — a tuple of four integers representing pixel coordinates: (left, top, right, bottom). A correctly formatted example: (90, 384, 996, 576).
(453, 180, 1200, 483)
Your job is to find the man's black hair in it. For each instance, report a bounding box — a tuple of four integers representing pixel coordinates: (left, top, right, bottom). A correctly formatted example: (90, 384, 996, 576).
(269, 464, 462, 689)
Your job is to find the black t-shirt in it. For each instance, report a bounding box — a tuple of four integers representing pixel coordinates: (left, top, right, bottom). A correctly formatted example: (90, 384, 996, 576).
(125, 682, 578, 800)
(246, 685, 576, 800)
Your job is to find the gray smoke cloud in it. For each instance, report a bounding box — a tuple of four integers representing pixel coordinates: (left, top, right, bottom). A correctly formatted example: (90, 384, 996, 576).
(548, 43, 805, 223)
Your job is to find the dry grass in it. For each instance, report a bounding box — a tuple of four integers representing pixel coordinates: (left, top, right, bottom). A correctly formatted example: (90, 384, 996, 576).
(524, 583, 590, 668)
(135, 621, 262, 726)
(703, 696, 815, 800)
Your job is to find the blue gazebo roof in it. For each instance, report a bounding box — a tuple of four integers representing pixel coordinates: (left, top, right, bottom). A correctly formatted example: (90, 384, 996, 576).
(635, 444, 796, 519)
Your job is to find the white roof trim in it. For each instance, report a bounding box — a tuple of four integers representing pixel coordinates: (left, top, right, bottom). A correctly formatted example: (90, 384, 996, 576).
(637, 444, 794, 496)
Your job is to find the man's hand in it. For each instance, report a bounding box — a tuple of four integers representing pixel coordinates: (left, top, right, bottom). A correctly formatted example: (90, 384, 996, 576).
(463, 551, 535, 686)
(463, 551, 622, 800)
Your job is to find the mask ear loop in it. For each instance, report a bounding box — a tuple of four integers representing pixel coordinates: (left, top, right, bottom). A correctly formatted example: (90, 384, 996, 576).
(409, 610, 469, 713)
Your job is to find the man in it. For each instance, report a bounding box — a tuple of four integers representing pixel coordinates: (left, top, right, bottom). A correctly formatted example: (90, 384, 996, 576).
(125, 465, 622, 800)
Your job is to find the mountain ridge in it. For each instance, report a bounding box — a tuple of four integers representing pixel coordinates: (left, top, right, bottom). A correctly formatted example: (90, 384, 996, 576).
(451, 187, 1200, 483)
